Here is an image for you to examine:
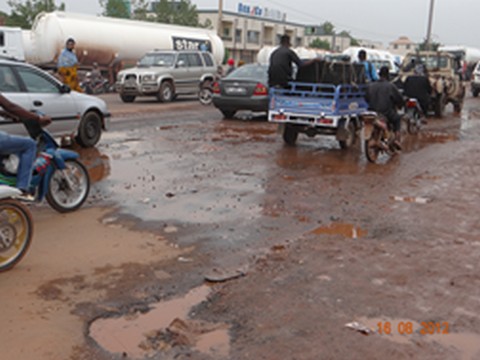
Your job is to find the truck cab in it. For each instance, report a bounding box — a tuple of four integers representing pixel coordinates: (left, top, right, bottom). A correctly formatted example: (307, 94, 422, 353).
(0, 27, 25, 61)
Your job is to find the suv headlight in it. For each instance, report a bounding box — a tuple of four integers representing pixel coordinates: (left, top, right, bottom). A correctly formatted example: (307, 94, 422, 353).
(142, 74, 158, 82)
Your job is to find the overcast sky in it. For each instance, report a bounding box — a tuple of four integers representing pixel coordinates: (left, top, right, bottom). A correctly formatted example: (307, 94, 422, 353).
(0, 0, 478, 48)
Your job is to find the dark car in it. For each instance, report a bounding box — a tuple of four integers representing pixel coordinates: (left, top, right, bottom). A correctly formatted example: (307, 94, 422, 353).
(212, 63, 269, 118)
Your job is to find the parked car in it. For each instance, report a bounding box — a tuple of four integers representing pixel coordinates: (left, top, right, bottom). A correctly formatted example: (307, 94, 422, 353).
(0, 59, 110, 147)
(471, 61, 480, 97)
(212, 63, 269, 118)
(115, 50, 217, 103)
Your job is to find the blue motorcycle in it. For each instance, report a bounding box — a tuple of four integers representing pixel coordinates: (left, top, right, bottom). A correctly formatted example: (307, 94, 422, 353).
(0, 121, 90, 213)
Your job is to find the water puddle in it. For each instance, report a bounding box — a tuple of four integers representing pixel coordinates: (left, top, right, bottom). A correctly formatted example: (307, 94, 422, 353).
(311, 223, 367, 239)
(355, 317, 480, 360)
(89, 285, 230, 359)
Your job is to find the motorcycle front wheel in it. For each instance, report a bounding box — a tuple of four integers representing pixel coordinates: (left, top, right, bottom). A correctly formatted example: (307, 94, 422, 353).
(46, 159, 90, 213)
(406, 108, 420, 135)
(365, 127, 381, 163)
(0, 199, 33, 272)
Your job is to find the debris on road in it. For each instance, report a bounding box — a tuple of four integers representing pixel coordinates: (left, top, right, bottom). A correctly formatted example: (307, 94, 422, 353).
(345, 321, 375, 335)
(204, 266, 248, 283)
(390, 196, 432, 204)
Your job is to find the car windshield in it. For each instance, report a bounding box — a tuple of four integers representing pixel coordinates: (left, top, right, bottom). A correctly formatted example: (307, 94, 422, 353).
(226, 64, 268, 83)
(138, 53, 175, 67)
(403, 55, 449, 71)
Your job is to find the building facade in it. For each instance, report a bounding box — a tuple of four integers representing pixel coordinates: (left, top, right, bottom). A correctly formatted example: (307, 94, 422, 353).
(388, 36, 417, 57)
(198, 9, 305, 63)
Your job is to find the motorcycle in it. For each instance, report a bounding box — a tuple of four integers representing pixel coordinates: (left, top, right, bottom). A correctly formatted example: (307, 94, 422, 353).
(81, 72, 111, 95)
(403, 97, 425, 135)
(0, 120, 90, 213)
(362, 111, 402, 163)
(0, 185, 33, 272)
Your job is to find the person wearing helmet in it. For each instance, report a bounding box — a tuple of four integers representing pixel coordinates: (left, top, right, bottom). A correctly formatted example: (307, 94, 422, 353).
(57, 38, 82, 92)
(226, 58, 236, 75)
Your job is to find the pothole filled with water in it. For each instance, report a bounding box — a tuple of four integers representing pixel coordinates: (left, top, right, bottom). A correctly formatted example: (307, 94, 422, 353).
(89, 285, 230, 359)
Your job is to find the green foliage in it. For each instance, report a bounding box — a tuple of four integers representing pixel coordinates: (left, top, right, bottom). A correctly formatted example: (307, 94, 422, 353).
(131, 0, 149, 20)
(309, 38, 331, 50)
(321, 21, 335, 35)
(100, 0, 130, 19)
(5, 0, 65, 29)
(338, 30, 360, 47)
(151, 0, 202, 27)
(418, 38, 441, 51)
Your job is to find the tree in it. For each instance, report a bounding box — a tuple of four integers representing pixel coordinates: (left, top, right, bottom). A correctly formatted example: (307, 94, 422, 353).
(151, 0, 202, 27)
(99, 0, 130, 19)
(309, 38, 331, 50)
(418, 38, 441, 51)
(320, 21, 335, 35)
(339, 30, 360, 47)
(131, 0, 150, 20)
(6, 0, 65, 29)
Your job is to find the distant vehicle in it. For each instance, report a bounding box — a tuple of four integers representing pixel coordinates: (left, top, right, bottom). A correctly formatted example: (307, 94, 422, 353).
(115, 50, 217, 103)
(211, 63, 269, 119)
(438, 45, 480, 80)
(371, 59, 400, 79)
(470, 61, 480, 97)
(397, 51, 465, 116)
(0, 59, 110, 147)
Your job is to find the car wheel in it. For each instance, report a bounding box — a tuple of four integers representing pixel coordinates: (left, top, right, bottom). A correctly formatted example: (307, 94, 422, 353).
(198, 80, 213, 105)
(76, 111, 102, 148)
(220, 110, 236, 119)
(120, 94, 136, 103)
(157, 81, 174, 102)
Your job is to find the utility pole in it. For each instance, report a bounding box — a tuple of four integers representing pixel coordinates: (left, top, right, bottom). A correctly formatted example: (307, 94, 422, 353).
(218, 0, 223, 38)
(425, 0, 435, 51)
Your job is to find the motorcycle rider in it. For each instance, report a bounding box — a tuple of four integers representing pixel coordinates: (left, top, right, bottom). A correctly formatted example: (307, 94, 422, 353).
(403, 64, 432, 117)
(0, 94, 52, 199)
(365, 66, 404, 149)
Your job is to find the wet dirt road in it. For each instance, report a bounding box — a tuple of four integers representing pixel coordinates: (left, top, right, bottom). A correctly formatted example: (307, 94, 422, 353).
(2, 94, 480, 360)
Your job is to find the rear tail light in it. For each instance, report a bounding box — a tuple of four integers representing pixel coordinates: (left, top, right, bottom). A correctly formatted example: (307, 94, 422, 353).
(253, 83, 268, 96)
(212, 82, 220, 94)
(406, 99, 418, 108)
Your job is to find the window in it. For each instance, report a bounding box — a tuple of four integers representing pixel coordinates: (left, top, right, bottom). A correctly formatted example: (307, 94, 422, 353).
(247, 30, 260, 44)
(187, 53, 202, 67)
(394, 44, 398, 50)
(177, 53, 188, 67)
(202, 53, 214, 67)
(406, 44, 411, 50)
(0, 66, 21, 93)
(235, 29, 242, 43)
(0, 32, 4, 47)
(16, 67, 59, 93)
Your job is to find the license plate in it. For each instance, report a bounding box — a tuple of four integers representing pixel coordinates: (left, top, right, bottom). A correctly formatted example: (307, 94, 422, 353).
(225, 86, 246, 95)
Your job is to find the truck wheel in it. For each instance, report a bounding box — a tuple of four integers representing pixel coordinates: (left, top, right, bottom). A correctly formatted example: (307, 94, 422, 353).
(339, 121, 356, 149)
(283, 125, 298, 146)
(76, 111, 102, 148)
(220, 110, 236, 119)
(473, 89, 479, 98)
(157, 81, 174, 102)
(120, 94, 136, 103)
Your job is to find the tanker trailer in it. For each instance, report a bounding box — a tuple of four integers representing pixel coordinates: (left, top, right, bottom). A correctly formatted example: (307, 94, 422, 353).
(22, 11, 224, 71)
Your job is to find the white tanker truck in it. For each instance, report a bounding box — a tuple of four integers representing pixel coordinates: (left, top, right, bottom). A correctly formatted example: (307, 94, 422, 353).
(0, 11, 224, 73)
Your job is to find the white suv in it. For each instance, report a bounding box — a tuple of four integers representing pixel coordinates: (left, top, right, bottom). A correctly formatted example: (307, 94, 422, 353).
(0, 59, 110, 147)
(471, 61, 480, 97)
(115, 50, 217, 103)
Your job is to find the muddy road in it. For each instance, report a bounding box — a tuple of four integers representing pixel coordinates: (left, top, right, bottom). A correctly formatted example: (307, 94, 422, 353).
(2, 94, 480, 360)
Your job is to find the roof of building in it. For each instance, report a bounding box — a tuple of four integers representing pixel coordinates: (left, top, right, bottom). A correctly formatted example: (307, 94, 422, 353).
(390, 36, 415, 45)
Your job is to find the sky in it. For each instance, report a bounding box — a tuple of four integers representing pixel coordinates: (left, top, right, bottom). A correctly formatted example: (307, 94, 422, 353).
(0, 0, 478, 48)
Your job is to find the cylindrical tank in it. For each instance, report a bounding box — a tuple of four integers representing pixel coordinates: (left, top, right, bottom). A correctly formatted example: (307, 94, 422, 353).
(23, 11, 225, 67)
(257, 46, 323, 64)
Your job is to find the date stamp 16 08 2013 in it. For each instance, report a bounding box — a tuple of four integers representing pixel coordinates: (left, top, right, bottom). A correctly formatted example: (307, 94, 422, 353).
(377, 321, 449, 335)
